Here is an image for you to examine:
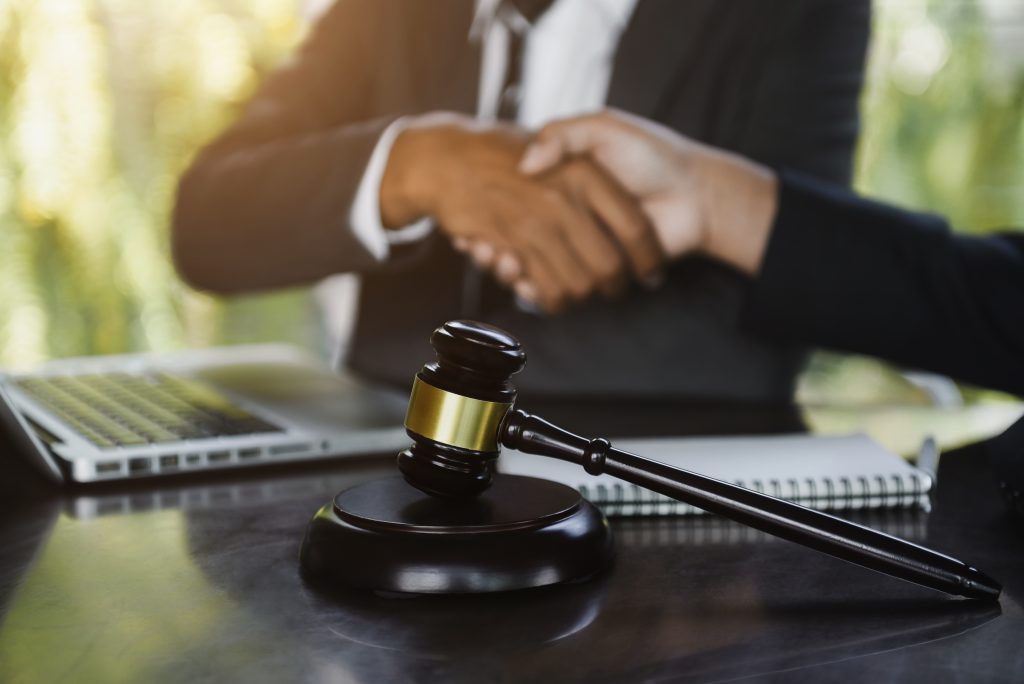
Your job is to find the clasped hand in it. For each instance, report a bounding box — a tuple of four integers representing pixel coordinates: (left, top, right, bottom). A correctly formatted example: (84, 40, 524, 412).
(380, 113, 665, 314)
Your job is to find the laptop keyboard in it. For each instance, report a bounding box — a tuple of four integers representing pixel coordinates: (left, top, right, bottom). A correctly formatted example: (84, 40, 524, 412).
(15, 373, 283, 448)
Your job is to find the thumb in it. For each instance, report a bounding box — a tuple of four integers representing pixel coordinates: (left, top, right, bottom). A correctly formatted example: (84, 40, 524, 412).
(518, 114, 609, 174)
(518, 135, 566, 175)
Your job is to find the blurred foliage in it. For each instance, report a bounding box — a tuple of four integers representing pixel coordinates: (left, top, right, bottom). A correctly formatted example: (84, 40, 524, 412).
(800, 0, 1024, 405)
(0, 0, 314, 370)
(0, 1, 1021, 404)
(857, 0, 1024, 231)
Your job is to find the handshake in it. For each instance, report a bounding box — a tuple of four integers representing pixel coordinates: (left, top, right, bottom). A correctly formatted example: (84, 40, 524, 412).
(380, 109, 779, 313)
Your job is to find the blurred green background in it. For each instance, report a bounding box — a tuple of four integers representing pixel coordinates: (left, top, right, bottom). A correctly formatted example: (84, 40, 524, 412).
(0, 0, 1022, 404)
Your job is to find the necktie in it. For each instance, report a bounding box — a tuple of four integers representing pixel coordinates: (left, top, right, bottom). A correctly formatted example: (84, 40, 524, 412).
(496, 0, 556, 120)
(469, 0, 557, 316)
(508, 0, 556, 23)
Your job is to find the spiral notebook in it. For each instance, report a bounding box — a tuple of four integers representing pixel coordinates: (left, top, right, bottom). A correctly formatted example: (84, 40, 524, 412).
(499, 433, 933, 517)
(612, 509, 929, 546)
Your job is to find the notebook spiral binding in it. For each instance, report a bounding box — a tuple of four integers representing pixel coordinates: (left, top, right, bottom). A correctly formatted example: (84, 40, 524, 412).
(613, 508, 929, 547)
(582, 471, 929, 518)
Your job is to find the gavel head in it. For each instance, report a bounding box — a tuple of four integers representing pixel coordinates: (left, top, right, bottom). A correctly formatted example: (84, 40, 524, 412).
(398, 320, 525, 498)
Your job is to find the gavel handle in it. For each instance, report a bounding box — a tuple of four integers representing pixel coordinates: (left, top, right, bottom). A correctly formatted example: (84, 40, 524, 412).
(501, 409, 1000, 600)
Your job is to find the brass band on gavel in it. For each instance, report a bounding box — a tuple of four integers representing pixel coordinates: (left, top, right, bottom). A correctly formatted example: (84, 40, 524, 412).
(403, 377, 512, 452)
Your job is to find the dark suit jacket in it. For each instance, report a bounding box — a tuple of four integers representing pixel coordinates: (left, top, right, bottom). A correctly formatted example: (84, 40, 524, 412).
(174, 0, 869, 399)
(743, 171, 1024, 396)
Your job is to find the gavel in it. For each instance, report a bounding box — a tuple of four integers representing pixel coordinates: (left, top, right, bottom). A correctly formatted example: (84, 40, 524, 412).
(303, 320, 1001, 600)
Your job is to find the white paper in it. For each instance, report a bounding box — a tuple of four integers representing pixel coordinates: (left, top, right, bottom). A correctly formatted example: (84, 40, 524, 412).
(499, 432, 932, 516)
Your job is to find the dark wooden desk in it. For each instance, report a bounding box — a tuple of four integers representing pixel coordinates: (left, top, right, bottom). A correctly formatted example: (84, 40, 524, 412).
(1, 402, 1022, 683)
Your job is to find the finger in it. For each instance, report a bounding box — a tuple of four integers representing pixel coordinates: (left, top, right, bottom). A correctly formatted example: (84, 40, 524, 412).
(494, 252, 523, 285)
(556, 160, 665, 280)
(523, 217, 596, 304)
(512, 238, 574, 313)
(541, 170, 630, 297)
(513, 281, 548, 315)
(556, 202, 628, 298)
(519, 113, 613, 175)
(490, 192, 592, 307)
(518, 137, 568, 176)
(514, 280, 539, 306)
(442, 211, 514, 257)
(500, 231, 570, 313)
(509, 184, 611, 301)
(516, 248, 565, 313)
(470, 241, 496, 269)
(487, 198, 567, 311)
(463, 239, 523, 285)
(530, 236, 600, 313)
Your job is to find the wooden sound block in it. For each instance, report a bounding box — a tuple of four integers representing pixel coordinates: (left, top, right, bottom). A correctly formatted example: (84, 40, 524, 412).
(300, 475, 614, 594)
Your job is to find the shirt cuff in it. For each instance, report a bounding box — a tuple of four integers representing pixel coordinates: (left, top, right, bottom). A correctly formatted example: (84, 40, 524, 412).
(349, 118, 433, 261)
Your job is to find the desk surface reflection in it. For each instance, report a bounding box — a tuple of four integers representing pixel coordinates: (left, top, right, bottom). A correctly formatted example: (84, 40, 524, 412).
(1, 401, 1022, 683)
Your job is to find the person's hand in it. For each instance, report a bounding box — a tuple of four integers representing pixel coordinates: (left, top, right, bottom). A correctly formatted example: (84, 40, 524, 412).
(518, 109, 779, 276)
(379, 113, 664, 313)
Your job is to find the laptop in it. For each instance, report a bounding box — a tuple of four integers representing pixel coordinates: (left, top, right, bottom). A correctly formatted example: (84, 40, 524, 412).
(0, 344, 410, 484)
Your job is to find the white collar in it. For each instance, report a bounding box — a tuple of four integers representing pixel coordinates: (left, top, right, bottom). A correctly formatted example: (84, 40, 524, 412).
(470, 0, 636, 41)
(470, 0, 523, 39)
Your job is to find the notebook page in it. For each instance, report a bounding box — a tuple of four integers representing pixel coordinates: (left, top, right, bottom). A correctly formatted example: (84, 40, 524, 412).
(498, 432, 933, 515)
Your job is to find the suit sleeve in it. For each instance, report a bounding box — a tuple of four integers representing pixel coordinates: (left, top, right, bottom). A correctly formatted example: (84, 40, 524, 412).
(172, 2, 396, 293)
(741, 171, 1024, 395)
(739, 0, 870, 185)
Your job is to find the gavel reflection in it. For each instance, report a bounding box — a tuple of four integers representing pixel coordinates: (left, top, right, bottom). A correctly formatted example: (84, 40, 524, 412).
(395, 320, 1000, 600)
